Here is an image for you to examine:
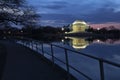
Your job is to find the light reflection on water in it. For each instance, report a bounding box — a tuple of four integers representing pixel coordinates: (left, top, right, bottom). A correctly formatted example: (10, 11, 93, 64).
(54, 37, 120, 64)
(16, 37, 120, 80)
(51, 37, 120, 80)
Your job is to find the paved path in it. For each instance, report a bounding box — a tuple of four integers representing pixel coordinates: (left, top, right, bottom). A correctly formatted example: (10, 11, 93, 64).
(0, 40, 76, 80)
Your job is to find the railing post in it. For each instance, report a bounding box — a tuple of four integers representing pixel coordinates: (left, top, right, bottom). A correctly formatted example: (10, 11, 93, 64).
(23, 41, 24, 45)
(22, 41, 23, 45)
(28, 41, 30, 48)
(41, 42, 44, 56)
(51, 44, 54, 64)
(23, 41, 25, 46)
(30, 41, 32, 48)
(25, 42, 27, 46)
(99, 60, 105, 80)
(64, 48, 70, 80)
(35, 42, 38, 52)
(31, 41, 33, 49)
(23, 40, 25, 45)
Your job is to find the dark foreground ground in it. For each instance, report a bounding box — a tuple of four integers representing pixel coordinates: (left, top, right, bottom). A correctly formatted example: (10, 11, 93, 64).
(0, 40, 76, 80)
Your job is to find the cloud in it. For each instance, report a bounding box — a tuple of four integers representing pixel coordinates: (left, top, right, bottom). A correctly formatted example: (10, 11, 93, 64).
(41, 14, 76, 22)
(40, 9, 120, 27)
(52, 1, 68, 5)
(40, 1, 68, 10)
(82, 8, 120, 23)
(28, 0, 120, 26)
(40, 14, 76, 26)
(28, 0, 120, 14)
(41, 4, 66, 10)
(41, 20, 69, 27)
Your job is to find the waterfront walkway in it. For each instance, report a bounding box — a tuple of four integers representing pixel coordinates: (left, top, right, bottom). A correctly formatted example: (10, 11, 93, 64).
(0, 40, 76, 80)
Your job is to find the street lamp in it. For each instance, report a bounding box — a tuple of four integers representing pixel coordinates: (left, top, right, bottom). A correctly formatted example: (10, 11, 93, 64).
(61, 27, 64, 31)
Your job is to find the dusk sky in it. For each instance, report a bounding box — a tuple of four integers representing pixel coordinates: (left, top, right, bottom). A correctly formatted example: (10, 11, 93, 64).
(27, 0, 120, 28)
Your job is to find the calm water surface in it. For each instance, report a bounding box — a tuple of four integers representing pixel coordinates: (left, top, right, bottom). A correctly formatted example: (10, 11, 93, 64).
(53, 37, 120, 64)
(17, 37, 120, 80)
(43, 37, 120, 80)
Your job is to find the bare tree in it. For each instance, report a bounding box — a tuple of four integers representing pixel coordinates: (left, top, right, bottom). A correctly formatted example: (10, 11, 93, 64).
(0, 0, 40, 29)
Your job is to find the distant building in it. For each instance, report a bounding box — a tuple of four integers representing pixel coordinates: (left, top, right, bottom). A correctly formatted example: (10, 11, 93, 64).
(69, 20, 89, 32)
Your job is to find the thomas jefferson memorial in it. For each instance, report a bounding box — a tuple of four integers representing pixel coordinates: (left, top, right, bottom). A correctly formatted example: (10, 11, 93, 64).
(69, 20, 89, 32)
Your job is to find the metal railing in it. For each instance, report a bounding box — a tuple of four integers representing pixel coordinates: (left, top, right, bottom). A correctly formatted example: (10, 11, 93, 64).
(16, 38, 120, 80)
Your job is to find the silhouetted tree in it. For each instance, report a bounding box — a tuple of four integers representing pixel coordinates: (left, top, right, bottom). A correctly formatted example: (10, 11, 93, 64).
(0, 0, 40, 29)
(86, 27, 94, 32)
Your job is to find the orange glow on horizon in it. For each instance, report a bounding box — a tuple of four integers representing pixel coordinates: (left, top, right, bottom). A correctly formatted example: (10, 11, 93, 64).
(89, 22, 120, 29)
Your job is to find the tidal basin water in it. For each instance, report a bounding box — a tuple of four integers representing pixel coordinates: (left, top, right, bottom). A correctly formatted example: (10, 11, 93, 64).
(17, 37, 120, 80)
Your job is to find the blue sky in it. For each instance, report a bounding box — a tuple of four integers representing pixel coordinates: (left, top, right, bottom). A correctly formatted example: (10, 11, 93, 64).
(27, 0, 120, 27)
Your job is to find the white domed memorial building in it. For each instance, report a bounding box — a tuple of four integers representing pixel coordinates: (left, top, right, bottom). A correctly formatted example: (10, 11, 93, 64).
(69, 20, 89, 33)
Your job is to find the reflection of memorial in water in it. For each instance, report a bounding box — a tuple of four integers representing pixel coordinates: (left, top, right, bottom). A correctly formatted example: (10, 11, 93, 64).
(62, 37, 120, 49)
(62, 37, 91, 49)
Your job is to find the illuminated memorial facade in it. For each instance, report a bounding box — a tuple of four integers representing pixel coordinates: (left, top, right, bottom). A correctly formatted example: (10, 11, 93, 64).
(70, 20, 89, 32)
